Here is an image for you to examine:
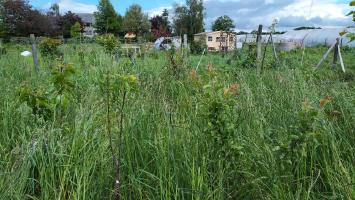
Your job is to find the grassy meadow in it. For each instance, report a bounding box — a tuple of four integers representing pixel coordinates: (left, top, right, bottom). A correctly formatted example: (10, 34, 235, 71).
(0, 42, 354, 199)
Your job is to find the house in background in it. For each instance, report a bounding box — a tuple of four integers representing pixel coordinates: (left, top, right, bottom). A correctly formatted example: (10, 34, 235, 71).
(76, 13, 96, 37)
(194, 31, 236, 52)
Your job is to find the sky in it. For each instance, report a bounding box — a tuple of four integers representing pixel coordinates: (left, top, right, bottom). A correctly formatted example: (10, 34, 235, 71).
(29, 0, 354, 31)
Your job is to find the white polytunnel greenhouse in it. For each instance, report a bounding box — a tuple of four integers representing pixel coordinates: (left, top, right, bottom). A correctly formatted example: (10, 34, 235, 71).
(237, 28, 355, 48)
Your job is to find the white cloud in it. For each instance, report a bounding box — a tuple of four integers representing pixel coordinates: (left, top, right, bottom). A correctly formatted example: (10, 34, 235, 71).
(43, 0, 97, 14)
(202, 0, 353, 30)
(146, 6, 172, 18)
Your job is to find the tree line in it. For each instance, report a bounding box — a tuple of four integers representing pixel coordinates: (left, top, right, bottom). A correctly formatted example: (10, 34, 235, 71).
(0, 0, 237, 41)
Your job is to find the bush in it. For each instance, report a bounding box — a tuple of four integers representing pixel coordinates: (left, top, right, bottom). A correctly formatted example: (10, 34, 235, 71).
(38, 38, 62, 58)
(96, 34, 120, 55)
(190, 40, 207, 55)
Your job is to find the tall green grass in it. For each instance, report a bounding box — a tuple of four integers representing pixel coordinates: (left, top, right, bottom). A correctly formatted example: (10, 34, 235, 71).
(0, 43, 354, 199)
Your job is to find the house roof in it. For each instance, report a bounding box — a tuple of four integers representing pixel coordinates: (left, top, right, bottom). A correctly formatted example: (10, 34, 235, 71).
(76, 13, 95, 24)
(124, 32, 136, 39)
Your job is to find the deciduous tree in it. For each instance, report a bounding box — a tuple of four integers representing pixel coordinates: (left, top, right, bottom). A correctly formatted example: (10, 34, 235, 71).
(94, 0, 122, 35)
(150, 10, 172, 40)
(212, 15, 235, 32)
(173, 0, 204, 41)
(59, 11, 83, 38)
(2, 0, 49, 37)
(70, 22, 81, 38)
(123, 4, 150, 37)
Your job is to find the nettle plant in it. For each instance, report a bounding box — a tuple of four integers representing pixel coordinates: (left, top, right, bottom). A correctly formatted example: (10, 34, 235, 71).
(96, 34, 120, 55)
(38, 38, 62, 58)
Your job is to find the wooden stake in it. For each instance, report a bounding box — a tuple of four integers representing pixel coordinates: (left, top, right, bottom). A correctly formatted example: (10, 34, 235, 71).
(315, 42, 336, 69)
(256, 25, 263, 62)
(332, 38, 339, 70)
(270, 33, 278, 62)
(30, 34, 39, 73)
(261, 35, 271, 69)
(338, 44, 345, 73)
(196, 48, 206, 71)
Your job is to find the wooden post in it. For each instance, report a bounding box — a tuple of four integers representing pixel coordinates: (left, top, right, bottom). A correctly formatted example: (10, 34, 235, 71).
(270, 33, 278, 61)
(30, 34, 39, 73)
(332, 38, 339, 70)
(338, 44, 345, 73)
(256, 25, 263, 62)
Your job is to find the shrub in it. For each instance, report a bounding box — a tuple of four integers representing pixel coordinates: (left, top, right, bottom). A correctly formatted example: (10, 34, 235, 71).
(38, 38, 62, 58)
(96, 34, 120, 55)
(190, 40, 207, 55)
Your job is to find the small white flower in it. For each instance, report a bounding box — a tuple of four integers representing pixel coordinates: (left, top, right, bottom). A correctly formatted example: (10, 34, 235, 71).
(21, 51, 32, 57)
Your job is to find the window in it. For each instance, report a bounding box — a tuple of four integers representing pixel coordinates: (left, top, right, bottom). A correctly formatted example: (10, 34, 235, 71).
(208, 47, 216, 51)
(221, 37, 226, 42)
(216, 37, 220, 42)
(229, 37, 234, 42)
(208, 36, 213, 41)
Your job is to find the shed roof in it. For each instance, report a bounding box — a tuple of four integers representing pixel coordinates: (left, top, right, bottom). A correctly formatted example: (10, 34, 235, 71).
(124, 32, 136, 39)
(76, 13, 95, 24)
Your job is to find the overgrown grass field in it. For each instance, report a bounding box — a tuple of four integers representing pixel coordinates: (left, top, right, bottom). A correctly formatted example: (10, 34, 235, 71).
(0, 43, 354, 199)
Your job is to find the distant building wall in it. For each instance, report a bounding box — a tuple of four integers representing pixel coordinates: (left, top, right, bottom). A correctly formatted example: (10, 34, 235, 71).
(76, 13, 96, 37)
(194, 31, 236, 51)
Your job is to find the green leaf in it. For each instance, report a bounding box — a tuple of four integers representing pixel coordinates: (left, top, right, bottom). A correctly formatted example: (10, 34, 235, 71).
(350, 1, 355, 6)
(346, 11, 355, 16)
(339, 31, 347, 36)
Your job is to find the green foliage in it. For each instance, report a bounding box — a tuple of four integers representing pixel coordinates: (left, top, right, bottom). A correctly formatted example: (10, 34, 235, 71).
(70, 22, 81, 38)
(38, 38, 62, 58)
(51, 63, 76, 95)
(212, 15, 235, 32)
(173, 0, 204, 41)
(345, 1, 355, 42)
(96, 34, 120, 54)
(123, 4, 150, 37)
(241, 44, 257, 68)
(17, 63, 76, 121)
(190, 40, 207, 55)
(199, 72, 240, 158)
(94, 0, 122, 34)
(17, 82, 53, 120)
(164, 47, 188, 78)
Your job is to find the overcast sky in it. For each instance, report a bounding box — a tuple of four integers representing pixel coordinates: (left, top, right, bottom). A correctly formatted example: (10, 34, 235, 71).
(30, 0, 354, 31)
